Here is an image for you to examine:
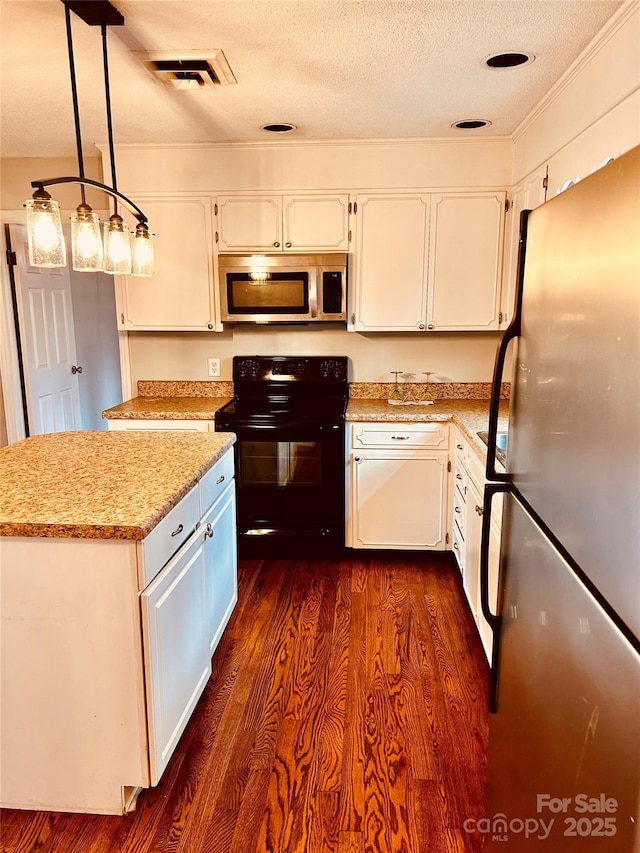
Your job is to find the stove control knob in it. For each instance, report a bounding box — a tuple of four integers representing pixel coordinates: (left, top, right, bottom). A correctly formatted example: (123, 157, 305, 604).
(237, 358, 260, 379)
(320, 359, 345, 379)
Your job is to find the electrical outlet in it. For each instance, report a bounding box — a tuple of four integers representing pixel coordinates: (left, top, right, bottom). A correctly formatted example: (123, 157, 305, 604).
(208, 358, 220, 377)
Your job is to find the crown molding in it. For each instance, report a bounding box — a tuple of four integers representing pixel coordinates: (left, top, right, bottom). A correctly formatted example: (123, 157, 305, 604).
(95, 135, 513, 154)
(513, 0, 640, 143)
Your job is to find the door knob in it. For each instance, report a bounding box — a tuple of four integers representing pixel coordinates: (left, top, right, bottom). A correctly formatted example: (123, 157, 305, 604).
(71, 365, 83, 375)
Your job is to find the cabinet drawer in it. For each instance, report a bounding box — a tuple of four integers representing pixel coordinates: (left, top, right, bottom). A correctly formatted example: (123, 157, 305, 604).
(200, 449, 235, 513)
(140, 485, 201, 589)
(452, 524, 465, 569)
(454, 463, 467, 500)
(351, 422, 449, 450)
(453, 492, 466, 530)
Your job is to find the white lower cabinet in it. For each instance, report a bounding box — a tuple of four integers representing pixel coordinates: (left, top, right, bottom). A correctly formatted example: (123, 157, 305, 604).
(347, 422, 450, 550)
(452, 429, 502, 663)
(141, 527, 211, 785)
(0, 447, 237, 814)
(201, 481, 238, 655)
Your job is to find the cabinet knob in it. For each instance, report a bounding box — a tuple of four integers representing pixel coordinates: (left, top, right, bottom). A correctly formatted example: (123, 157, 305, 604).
(71, 365, 83, 375)
(354, 456, 362, 463)
(204, 523, 215, 539)
(418, 323, 425, 330)
(207, 323, 214, 330)
(427, 324, 435, 330)
(273, 241, 281, 248)
(285, 242, 292, 248)
(475, 505, 484, 516)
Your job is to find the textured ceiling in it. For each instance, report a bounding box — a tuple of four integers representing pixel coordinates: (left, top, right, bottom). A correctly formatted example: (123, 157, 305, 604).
(0, 0, 623, 158)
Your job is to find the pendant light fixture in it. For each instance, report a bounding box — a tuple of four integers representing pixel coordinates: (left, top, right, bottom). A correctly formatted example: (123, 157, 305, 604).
(26, 1, 154, 277)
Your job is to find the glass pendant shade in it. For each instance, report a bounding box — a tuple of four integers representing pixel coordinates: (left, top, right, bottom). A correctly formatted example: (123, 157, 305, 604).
(71, 205, 103, 272)
(25, 196, 66, 267)
(131, 223, 154, 277)
(103, 214, 132, 275)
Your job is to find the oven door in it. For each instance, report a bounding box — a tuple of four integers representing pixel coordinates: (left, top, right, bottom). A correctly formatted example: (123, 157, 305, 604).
(222, 271, 314, 323)
(227, 421, 345, 556)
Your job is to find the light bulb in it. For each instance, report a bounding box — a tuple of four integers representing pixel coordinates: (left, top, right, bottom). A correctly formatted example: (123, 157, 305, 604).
(103, 214, 132, 275)
(25, 195, 66, 267)
(131, 222, 154, 277)
(71, 205, 103, 272)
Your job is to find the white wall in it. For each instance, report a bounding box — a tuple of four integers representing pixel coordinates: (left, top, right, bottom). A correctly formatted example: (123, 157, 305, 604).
(127, 327, 502, 386)
(513, 2, 640, 192)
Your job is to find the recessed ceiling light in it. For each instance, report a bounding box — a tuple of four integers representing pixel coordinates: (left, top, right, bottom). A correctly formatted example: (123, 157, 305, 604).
(485, 52, 534, 69)
(261, 123, 297, 133)
(452, 119, 492, 130)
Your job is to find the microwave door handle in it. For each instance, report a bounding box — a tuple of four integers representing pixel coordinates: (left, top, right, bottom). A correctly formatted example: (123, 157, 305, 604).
(309, 268, 319, 319)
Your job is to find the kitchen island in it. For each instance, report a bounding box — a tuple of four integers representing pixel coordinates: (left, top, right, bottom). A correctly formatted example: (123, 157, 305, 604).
(0, 430, 237, 815)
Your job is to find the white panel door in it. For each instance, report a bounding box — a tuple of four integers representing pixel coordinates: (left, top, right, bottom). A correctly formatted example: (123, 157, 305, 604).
(282, 194, 350, 251)
(427, 192, 505, 331)
(12, 225, 82, 434)
(351, 451, 448, 549)
(353, 194, 429, 331)
(216, 196, 282, 251)
(118, 196, 217, 331)
(141, 526, 211, 785)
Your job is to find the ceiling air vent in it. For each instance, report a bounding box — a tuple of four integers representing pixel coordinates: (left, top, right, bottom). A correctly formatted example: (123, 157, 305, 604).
(135, 50, 237, 89)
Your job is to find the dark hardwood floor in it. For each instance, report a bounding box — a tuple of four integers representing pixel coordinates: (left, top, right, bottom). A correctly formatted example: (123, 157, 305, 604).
(1, 553, 490, 853)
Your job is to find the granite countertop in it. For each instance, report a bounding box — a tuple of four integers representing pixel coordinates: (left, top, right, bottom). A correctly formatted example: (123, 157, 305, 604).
(346, 398, 510, 461)
(103, 396, 232, 420)
(0, 430, 235, 540)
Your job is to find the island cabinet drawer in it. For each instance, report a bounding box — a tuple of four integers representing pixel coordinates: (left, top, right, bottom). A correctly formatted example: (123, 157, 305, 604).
(351, 422, 449, 450)
(200, 448, 234, 513)
(140, 485, 200, 589)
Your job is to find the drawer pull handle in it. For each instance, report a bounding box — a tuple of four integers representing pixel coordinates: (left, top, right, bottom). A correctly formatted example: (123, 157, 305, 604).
(475, 505, 484, 516)
(453, 542, 459, 551)
(216, 474, 225, 484)
(171, 523, 184, 537)
(391, 435, 410, 440)
(456, 443, 463, 450)
(204, 524, 215, 539)
(456, 473, 462, 480)
(454, 506, 461, 513)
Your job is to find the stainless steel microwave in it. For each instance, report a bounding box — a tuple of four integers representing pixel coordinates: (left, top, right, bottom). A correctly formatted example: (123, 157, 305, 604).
(218, 253, 347, 324)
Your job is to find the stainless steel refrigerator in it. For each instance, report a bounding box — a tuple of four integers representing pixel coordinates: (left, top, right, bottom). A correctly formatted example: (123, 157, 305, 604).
(480, 146, 640, 852)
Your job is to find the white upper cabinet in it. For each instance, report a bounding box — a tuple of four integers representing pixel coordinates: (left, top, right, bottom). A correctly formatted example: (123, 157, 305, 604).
(352, 193, 430, 331)
(216, 194, 350, 252)
(117, 196, 218, 332)
(352, 191, 507, 332)
(502, 168, 548, 327)
(426, 192, 506, 331)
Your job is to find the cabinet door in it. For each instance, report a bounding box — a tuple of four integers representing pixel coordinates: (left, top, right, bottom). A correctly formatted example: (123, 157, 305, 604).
(353, 194, 429, 331)
(502, 168, 548, 327)
(202, 482, 238, 656)
(282, 195, 350, 251)
(427, 192, 505, 331)
(118, 197, 218, 331)
(463, 475, 484, 623)
(216, 196, 282, 251)
(141, 527, 211, 785)
(351, 451, 448, 549)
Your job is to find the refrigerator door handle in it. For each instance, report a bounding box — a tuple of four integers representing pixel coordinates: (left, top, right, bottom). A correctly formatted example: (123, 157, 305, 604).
(486, 209, 530, 483)
(480, 482, 512, 713)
